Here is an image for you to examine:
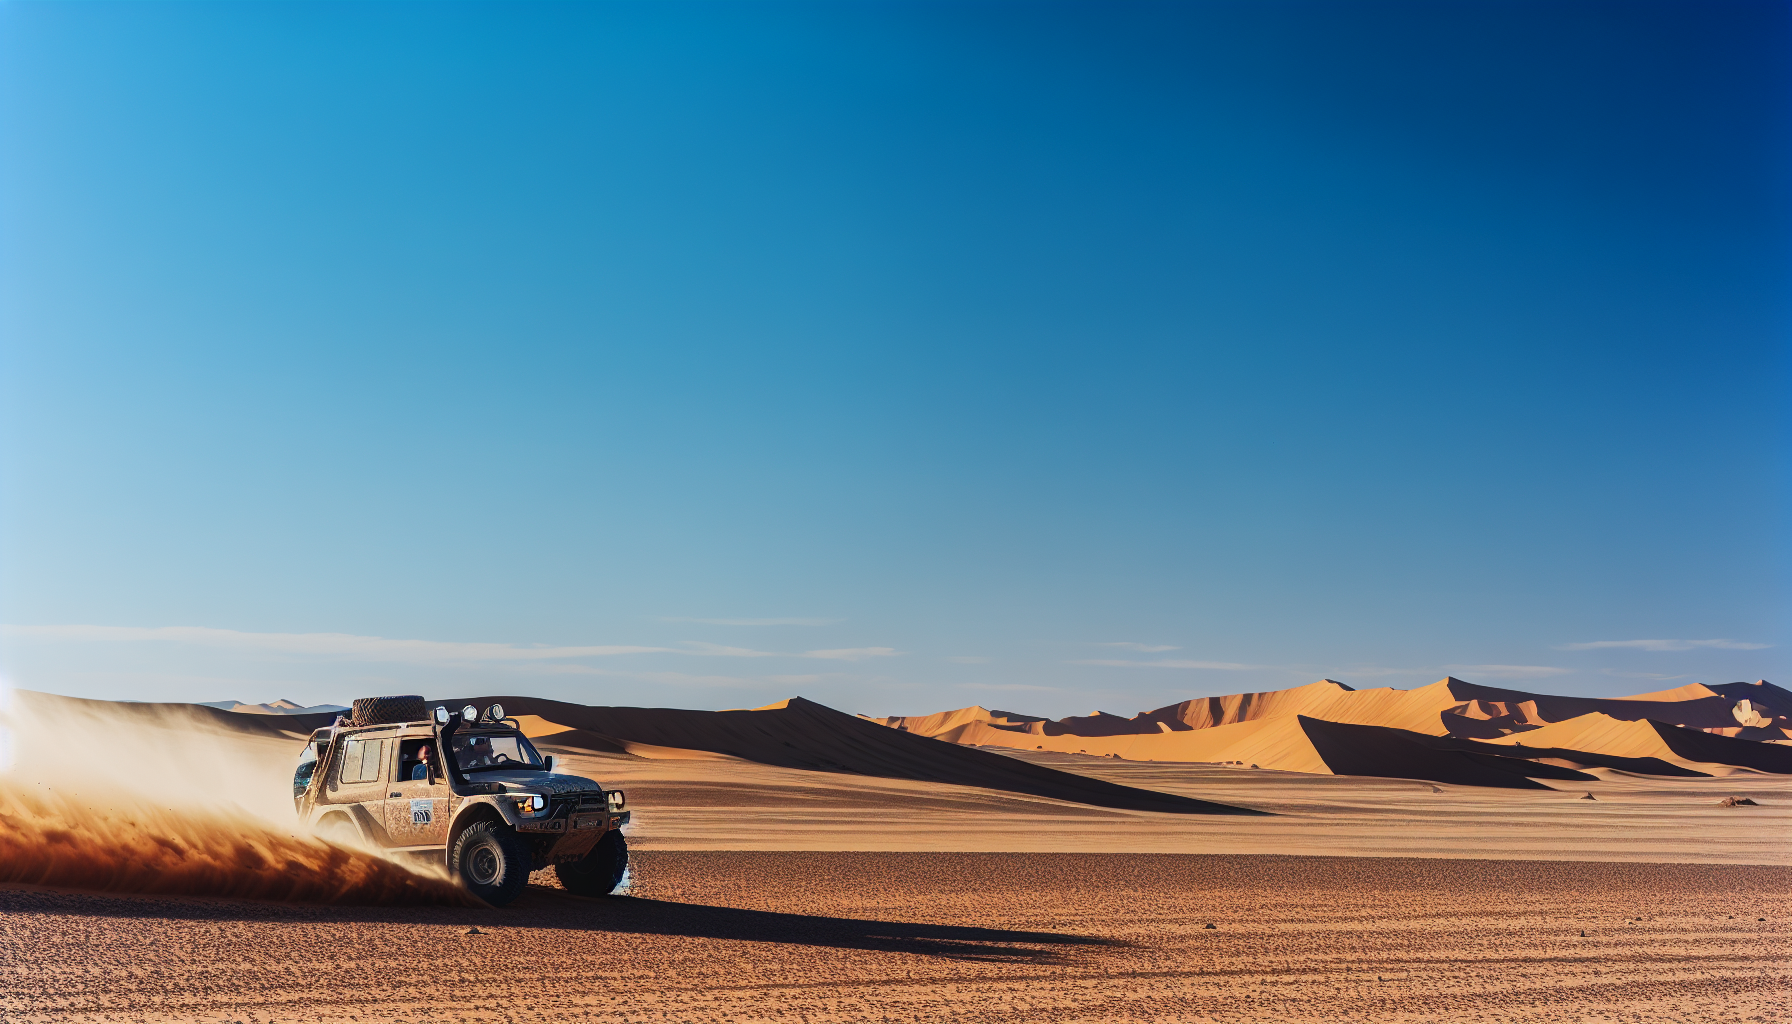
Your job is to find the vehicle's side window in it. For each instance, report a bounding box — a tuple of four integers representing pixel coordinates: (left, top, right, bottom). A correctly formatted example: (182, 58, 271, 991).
(337, 740, 362, 783)
(396, 738, 434, 782)
(338, 738, 387, 784)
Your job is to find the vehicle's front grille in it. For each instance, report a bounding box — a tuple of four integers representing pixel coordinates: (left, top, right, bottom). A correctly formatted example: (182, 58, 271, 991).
(551, 792, 606, 815)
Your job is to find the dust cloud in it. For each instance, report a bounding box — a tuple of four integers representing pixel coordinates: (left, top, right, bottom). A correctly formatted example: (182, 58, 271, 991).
(0, 687, 475, 905)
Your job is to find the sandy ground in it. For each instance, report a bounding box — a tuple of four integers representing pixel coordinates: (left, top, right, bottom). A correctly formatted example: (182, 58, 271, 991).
(557, 747, 1792, 863)
(2, 724, 1785, 1021)
(0, 852, 1785, 1024)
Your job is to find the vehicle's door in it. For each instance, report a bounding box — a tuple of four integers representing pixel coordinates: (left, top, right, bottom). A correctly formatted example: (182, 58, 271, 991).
(326, 731, 395, 843)
(384, 736, 451, 848)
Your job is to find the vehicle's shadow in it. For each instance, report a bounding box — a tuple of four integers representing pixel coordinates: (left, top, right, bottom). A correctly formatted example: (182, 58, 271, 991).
(0, 884, 1117, 964)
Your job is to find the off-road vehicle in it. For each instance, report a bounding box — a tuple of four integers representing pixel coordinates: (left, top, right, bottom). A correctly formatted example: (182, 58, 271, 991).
(292, 695, 630, 906)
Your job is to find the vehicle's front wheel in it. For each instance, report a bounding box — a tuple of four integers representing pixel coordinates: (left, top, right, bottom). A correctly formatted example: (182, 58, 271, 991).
(450, 821, 532, 906)
(555, 830, 628, 897)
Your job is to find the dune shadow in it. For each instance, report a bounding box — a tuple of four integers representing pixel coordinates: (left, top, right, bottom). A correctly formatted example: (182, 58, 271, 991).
(0, 884, 1116, 963)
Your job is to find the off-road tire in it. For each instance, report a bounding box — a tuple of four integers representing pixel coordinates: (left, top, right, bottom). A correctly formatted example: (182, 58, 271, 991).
(451, 821, 532, 907)
(555, 830, 628, 897)
(315, 814, 361, 846)
(350, 695, 428, 727)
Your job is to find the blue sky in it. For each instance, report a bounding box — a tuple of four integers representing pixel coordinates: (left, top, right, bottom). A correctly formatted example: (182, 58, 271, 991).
(0, 1, 1786, 717)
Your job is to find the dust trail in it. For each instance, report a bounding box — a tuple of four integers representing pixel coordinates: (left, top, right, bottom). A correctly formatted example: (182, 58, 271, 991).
(0, 687, 477, 905)
(0, 784, 476, 904)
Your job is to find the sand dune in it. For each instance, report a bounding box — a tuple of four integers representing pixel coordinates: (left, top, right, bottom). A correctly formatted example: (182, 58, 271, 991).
(73, 678, 1792, 806)
(888, 713, 1331, 774)
(422, 687, 1792, 791)
(441, 694, 1261, 815)
(198, 697, 349, 716)
(875, 679, 1457, 738)
(874, 677, 1789, 744)
(869, 678, 1791, 788)
(1623, 683, 1729, 702)
(910, 712, 1705, 786)
(1486, 713, 1792, 775)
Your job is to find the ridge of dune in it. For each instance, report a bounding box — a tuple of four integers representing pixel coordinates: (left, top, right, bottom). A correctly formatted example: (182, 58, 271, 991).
(952, 714, 1334, 774)
(1140, 678, 1478, 736)
(1479, 713, 1792, 775)
(953, 717, 1333, 774)
(866, 705, 1047, 735)
(1620, 683, 1724, 702)
(1478, 713, 1689, 762)
(198, 698, 349, 716)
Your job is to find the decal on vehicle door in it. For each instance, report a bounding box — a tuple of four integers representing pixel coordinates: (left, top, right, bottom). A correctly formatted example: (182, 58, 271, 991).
(410, 799, 434, 825)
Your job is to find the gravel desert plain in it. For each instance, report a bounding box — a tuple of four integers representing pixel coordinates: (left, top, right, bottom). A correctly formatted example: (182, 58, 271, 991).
(1, 679, 1787, 1024)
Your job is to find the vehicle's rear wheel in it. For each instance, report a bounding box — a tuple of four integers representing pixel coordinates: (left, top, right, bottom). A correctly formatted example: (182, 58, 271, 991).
(315, 815, 360, 846)
(555, 830, 628, 897)
(450, 821, 531, 907)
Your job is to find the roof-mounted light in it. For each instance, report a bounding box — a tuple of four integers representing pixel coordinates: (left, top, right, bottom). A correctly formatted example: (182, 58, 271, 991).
(461, 705, 479, 723)
(486, 703, 505, 722)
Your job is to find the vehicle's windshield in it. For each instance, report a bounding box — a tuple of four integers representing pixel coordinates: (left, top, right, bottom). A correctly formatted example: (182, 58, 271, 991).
(450, 731, 545, 772)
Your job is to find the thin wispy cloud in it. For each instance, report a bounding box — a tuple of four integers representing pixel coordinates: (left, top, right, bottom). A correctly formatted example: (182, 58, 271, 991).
(1555, 638, 1770, 652)
(677, 641, 777, 658)
(1444, 664, 1571, 679)
(618, 670, 757, 688)
(675, 641, 897, 661)
(2, 625, 899, 665)
(1095, 642, 1180, 652)
(1, 625, 672, 663)
(1073, 659, 1258, 670)
(802, 647, 898, 662)
(660, 617, 839, 626)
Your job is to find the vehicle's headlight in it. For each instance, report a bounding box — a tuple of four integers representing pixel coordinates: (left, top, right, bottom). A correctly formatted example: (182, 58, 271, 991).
(606, 790, 625, 811)
(513, 794, 547, 817)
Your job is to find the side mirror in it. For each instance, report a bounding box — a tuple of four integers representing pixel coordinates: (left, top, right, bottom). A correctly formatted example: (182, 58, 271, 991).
(543, 755, 555, 773)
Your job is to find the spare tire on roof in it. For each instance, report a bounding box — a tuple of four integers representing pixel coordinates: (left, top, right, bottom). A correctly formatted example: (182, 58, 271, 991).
(350, 695, 428, 726)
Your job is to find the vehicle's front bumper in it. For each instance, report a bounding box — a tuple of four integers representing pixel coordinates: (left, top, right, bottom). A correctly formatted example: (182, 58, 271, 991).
(519, 809, 629, 864)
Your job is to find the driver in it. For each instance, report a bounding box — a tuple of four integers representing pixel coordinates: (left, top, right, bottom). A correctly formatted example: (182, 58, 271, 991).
(463, 735, 494, 768)
(410, 744, 436, 781)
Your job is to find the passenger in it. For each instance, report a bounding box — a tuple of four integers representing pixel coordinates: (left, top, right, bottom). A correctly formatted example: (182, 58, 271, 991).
(411, 744, 436, 781)
(451, 735, 491, 769)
